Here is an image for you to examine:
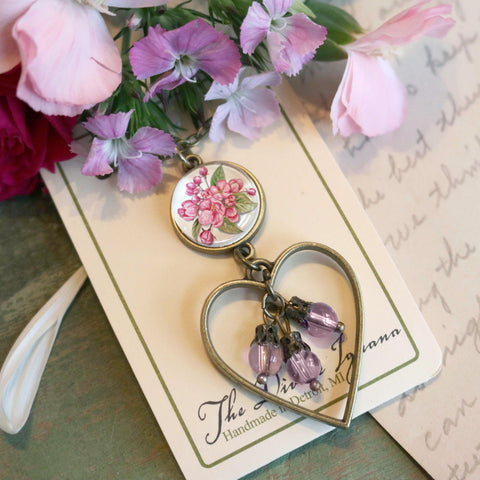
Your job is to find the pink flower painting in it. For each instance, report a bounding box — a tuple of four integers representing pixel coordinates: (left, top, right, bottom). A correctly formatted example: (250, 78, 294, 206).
(177, 165, 257, 245)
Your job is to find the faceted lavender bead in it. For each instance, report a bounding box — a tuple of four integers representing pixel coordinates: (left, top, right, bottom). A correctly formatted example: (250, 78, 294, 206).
(307, 302, 339, 337)
(248, 343, 283, 376)
(286, 350, 322, 384)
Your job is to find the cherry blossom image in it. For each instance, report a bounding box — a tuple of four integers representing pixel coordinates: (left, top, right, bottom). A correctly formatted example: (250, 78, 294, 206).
(171, 162, 263, 250)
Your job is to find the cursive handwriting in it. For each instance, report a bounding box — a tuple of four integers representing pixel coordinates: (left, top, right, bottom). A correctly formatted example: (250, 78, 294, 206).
(388, 129, 431, 183)
(429, 154, 480, 208)
(425, 32, 477, 76)
(384, 213, 427, 251)
(398, 383, 426, 417)
(436, 85, 480, 132)
(443, 295, 480, 367)
(363, 328, 402, 353)
(357, 186, 385, 210)
(435, 237, 476, 278)
(344, 135, 370, 158)
(425, 397, 478, 451)
(418, 281, 452, 314)
(448, 443, 480, 480)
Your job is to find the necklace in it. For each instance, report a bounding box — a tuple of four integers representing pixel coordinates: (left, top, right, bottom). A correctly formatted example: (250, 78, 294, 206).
(170, 154, 363, 428)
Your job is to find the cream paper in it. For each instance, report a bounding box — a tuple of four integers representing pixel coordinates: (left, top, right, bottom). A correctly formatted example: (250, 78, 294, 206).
(42, 83, 441, 480)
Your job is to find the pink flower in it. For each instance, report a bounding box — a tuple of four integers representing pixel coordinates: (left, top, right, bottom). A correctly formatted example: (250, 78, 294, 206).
(247, 188, 256, 196)
(229, 178, 244, 193)
(186, 182, 199, 196)
(198, 198, 225, 227)
(225, 207, 240, 223)
(178, 200, 198, 221)
(199, 229, 214, 245)
(240, 0, 327, 76)
(331, 0, 454, 137)
(205, 66, 282, 142)
(199, 166, 208, 176)
(225, 194, 236, 207)
(130, 19, 241, 100)
(0, 0, 170, 116)
(81, 110, 176, 194)
(216, 179, 232, 197)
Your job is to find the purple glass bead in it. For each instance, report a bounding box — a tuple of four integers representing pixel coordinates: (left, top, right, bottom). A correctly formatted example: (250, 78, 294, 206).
(286, 350, 322, 384)
(306, 302, 339, 337)
(248, 343, 284, 376)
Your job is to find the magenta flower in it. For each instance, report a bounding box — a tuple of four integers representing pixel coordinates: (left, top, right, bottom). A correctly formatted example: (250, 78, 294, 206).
(81, 110, 176, 194)
(240, 0, 327, 76)
(205, 66, 282, 142)
(331, 0, 454, 137)
(0, 0, 170, 116)
(199, 230, 214, 245)
(130, 19, 241, 100)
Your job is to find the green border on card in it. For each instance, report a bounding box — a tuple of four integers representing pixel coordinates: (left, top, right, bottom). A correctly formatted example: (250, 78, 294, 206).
(57, 108, 418, 469)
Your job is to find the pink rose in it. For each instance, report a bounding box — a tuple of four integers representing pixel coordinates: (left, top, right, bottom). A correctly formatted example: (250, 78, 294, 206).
(0, 66, 77, 201)
(199, 229, 214, 245)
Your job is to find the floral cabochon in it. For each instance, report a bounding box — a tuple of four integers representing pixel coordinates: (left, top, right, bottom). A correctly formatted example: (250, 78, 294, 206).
(171, 162, 264, 253)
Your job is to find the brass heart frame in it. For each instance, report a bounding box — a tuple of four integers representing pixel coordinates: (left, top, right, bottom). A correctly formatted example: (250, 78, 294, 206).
(201, 242, 363, 428)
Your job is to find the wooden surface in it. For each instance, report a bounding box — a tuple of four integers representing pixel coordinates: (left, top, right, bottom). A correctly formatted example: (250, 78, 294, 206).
(0, 191, 433, 480)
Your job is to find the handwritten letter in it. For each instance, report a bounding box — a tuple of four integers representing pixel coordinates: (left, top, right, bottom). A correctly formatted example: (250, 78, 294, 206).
(291, 1, 480, 479)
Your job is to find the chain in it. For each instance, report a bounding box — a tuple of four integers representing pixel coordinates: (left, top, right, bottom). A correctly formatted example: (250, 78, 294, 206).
(234, 243, 291, 335)
(175, 120, 211, 172)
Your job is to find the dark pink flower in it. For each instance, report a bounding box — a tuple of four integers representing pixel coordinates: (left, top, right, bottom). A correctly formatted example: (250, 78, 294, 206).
(199, 229, 214, 245)
(0, 65, 77, 200)
(199, 166, 208, 176)
(331, 0, 454, 137)
(198, 198, 225, 227)
(130, 19, 241, 99)
(225, 206, 239, 223)
(240, 0, 326, 76)
(178, 199, 198, 221)
(247, 188, 256, 196)
(81, 110, 176, 193)
(229, 178, 244, 193)
(186, 182, 199, 195)
(225, 194, 236, 207)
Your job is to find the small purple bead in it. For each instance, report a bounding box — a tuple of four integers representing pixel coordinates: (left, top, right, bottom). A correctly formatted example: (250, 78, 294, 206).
(248, 343, 283, 376)
(307, 302, 339, 337)
(286, 350, 322, 384)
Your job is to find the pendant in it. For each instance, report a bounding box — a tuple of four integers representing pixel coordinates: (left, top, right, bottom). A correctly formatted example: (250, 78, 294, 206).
(171, 157, 363, 428)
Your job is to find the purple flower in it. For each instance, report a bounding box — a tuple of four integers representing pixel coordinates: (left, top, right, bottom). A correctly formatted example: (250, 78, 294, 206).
(205, 66, 282, 142)
(240, 0, 327, 76)
(130, 19, 241, 100)
(81, 110, 176, 194)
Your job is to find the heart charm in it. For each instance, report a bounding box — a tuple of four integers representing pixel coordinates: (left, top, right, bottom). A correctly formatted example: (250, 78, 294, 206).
(200, 242, 363, 429)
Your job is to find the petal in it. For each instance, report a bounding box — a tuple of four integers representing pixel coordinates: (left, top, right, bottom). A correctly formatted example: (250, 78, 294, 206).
(239, 67, 282, 90)
(352, 1, 454, 51)
(264, 0, 293, 18)
(240, 2, 271, 54)
(331, 52, 407, 137)
(130, 25, 173, 80)
(208, 103, 230, 143)
(0, 0, 34, 73)
(284, 14, 327, 57)
(145, 71, 184, 98)
(130, 127, 176, 156)
(107, 0, 170, 6)
(83, 110, 133, 139)
(238, 89, 281, 129)
(191, 23, 241, 85)
(13, 0, 121, 116)
(117, 152, 163, 194)
(204, 72, 240, 101)
(81, 138, 114, 176)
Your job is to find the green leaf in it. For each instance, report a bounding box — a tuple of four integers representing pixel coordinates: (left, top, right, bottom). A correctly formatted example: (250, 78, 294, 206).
(289, 0, 315, 18)
(314, 38, 348, 62)
(305, 0, 363, 47)
(218, 217, 243, 234)
(192, 218, 200, 240)
(234, 192, 257, 214)
(210, 166, 225, 186)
